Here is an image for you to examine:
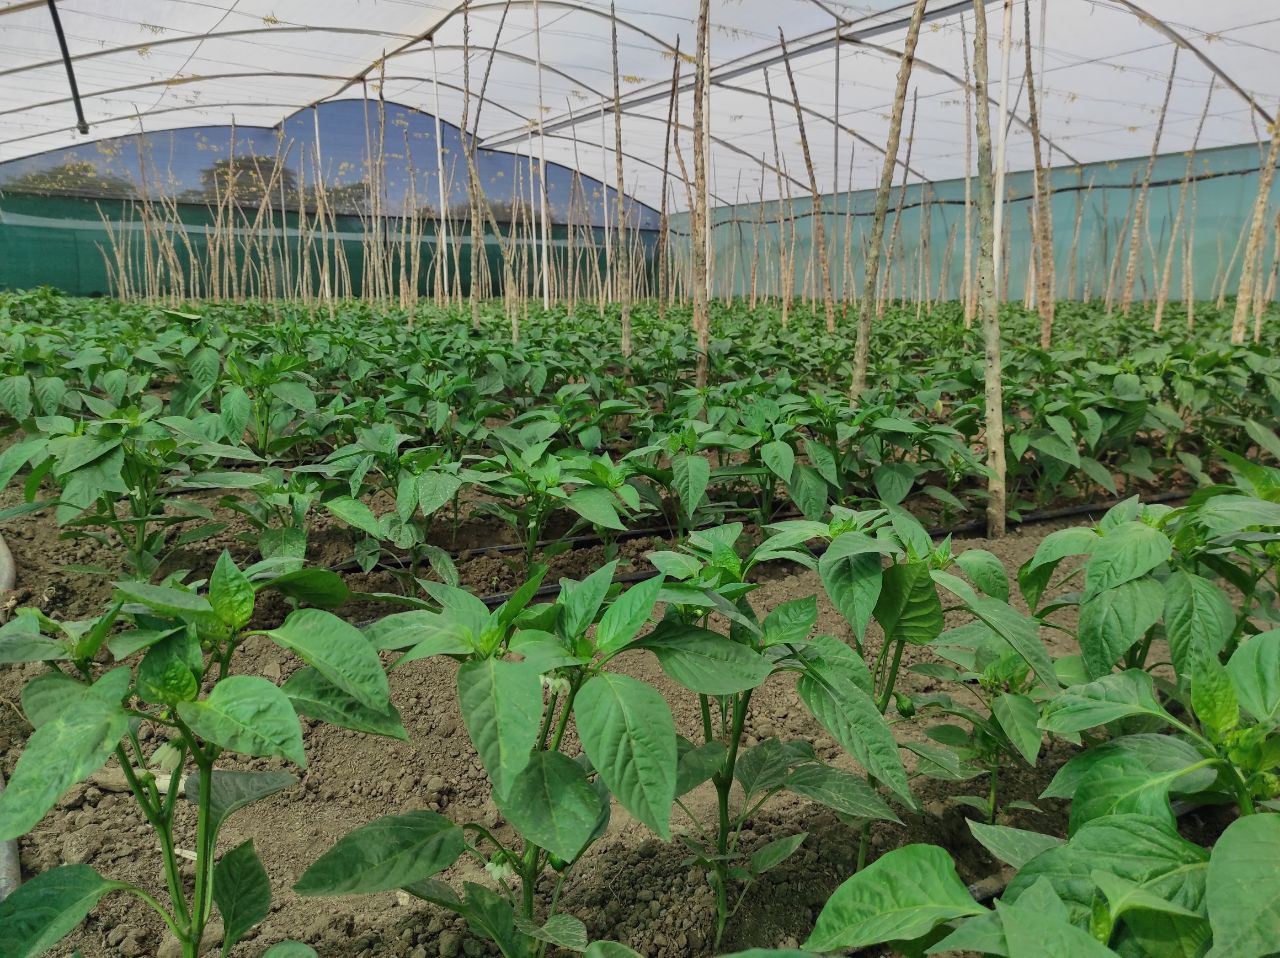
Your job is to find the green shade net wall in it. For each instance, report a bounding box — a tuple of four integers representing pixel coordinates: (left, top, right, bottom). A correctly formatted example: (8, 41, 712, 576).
(669, 142, 1280, 303)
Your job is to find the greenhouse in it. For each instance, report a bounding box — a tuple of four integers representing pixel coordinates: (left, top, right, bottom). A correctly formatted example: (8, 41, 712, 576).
(0, 1, 1278, 956)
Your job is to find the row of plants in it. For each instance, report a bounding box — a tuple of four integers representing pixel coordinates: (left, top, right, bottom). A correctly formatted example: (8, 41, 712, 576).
(1, 448, 1277, 956)
(2, 292, 1278, 587)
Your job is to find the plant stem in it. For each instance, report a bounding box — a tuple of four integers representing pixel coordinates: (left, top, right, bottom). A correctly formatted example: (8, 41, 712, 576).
(876, 639, 906, 714)
(188, 757, 216, 952)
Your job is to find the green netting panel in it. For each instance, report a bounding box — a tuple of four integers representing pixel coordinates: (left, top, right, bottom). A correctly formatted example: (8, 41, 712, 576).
(670, 142, 1279, 303)
(0, 193, 654, 298)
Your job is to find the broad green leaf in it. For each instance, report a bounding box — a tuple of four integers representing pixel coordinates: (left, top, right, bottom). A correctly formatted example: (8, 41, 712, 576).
(269, 380, 315, 413)
(1040, 670, 1171, 734)
(0, 864, 124, 958)
(295, 810, 465, 895)
(672, 454, 710, 520)
(819, 546, 882, 643)
(112, 581, 217, 625)
(261, 943, 317, 957)
(784, 763, 900, 823)
(992, 692, 1042, 763)
(1043, 734, 1215, 800)
(1190, 656, 1239, 740)
(516, 913, 589, 951)
(968, 596, 1058, 689)
(284, 667, 407, 740)
(417, 471, 462, 517)
(1084, 522, 1172, 599)
(761, 440, 795, 483)
(177, 676, 305, 766)
(1091, 869, 1202, 942)
(805, 844, 984, 951)
(134, 631, 201, 705)
(220, 385, 250, 442)
(265, 609, 389, 712)
(967, 821, 1063, 869)
(955, 549, 1010, 601)
(676, 738, 726, 796)
(0, 684, 128, 840)
(558, 561, 617, 640)
(1206, 814, 1280, 958)
(1078, 577, 1163, 679)
(1068, 754, 1177, 834)
(797, 672, 911, 804)
(184, 769, 296, 834)
(1164, 571, 1235, 676)
(1226, 630, 1280, 724)
(735, 738, 791, 800)
(213, 840, 270, 951)
(595, 575, 664, 657)
(365, 610, 471, 654)
(642, 624, 771, 695)
(323, 496, 381, 536)
(995, 897, 1115, 957)
(788, 464, 830, 521)
(259, 568, 350, 608)
(567, 486, 625, 531)
(873, 562, 943, 645)
(762, 595, 818, 647)
(0, 616, 68, 663)
(495, 750, 603, 863)
(209, 551, 254, 631)
(574, 673, 676, 838)
(456, 658, 541, 799)
(583, 944, 643, 958)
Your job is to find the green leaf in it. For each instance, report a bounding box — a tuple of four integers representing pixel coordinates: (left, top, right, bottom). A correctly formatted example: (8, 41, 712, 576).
(0, 374, 32, 420)
(269, 380, 316, 413)
(788, 464, 830, 520)
(112, 581, 217, 625)
(209, 551, 254, 631)
(1078, 577, 1163, 679)
(574, 673, 676, 839)
(558, 561, 617, 640)
(284, 667, 408, 740)
(265, 609, 389, 712)
(1043, 733, 1215, 801)
(323, 496, 381, 537)
(641, 623, 772, 695)
(0, 864, 124, 958)
(595, 576, 664, 657)
(672, 454, 710, 520)
(1190, 656, 1238, 740)
(967, 821, 1063, 869)
(417, 471, 462, 517)
(873, 462, 916, 505)
(762, 440, 795, 483)
(995, 896, 1115, 957)
(583, 944, 644, 958)
(1206, 814, 1280, 958)
(517, 913, 589, 951)
(752, 833, 807, 875)
(797, 671, 912, 804)
(0, 617, 68, 663)
(213, 840, 270, 951)
(495, 750, 603, 863)
(955, 549, 1009, 601)
(220, 386, 250, 442)
(992, 692, 1042, 763)
(805, 844, 984, 951)
(0, 684, 128, 841)
(784, 763, 900, 823)
(874, 561, 944, 645)
(456, 658, 541, 799)
(1164, 571, 1235, 676)
(762, 595, 818, 647)
(177, 676, 305, 766)
(819, 543, 883, 643)
(1068, 753, 1177, 834)
(185, 770, 296, 834)
(967, 596, 1058, 689)
(1040, 670, 1171, 734)
(1084, 522, 1172, 599)
(258, 568, 350, 608)
(567, 487, 625, 531)
(295, 810, 465, 896)
(734, 738, 791, 800)
(1227, 630, 1280, 724)
(135, 631, 201, 705)
(676, 738, 725, 796)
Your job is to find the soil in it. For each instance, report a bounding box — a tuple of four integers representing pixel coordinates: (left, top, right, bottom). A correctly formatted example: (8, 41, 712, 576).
(0, 488, 1102, 958)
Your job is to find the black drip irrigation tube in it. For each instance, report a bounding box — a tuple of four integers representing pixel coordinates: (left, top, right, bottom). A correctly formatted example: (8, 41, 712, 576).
(466, 488, 1192, 608)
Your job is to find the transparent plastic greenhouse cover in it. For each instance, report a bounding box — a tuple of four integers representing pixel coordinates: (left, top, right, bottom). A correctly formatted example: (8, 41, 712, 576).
(1, 0, 1277, 215)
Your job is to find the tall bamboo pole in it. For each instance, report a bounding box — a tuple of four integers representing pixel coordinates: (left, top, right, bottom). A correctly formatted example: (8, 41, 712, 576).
(991, 0, 1014, 297)
(692, 0, 712, 388)
(779, 30, 836, 332)
(1022, 2, 1054, 345)
(610, 0, 632, 357)
(849, 0, 928, 400)
(961, 14, 975, 327)
(1155, 79, 1213, 331)
(971, 0, 1008, 538)
(533, 0, 551, 310)
(1233, 110, 1280, 343)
